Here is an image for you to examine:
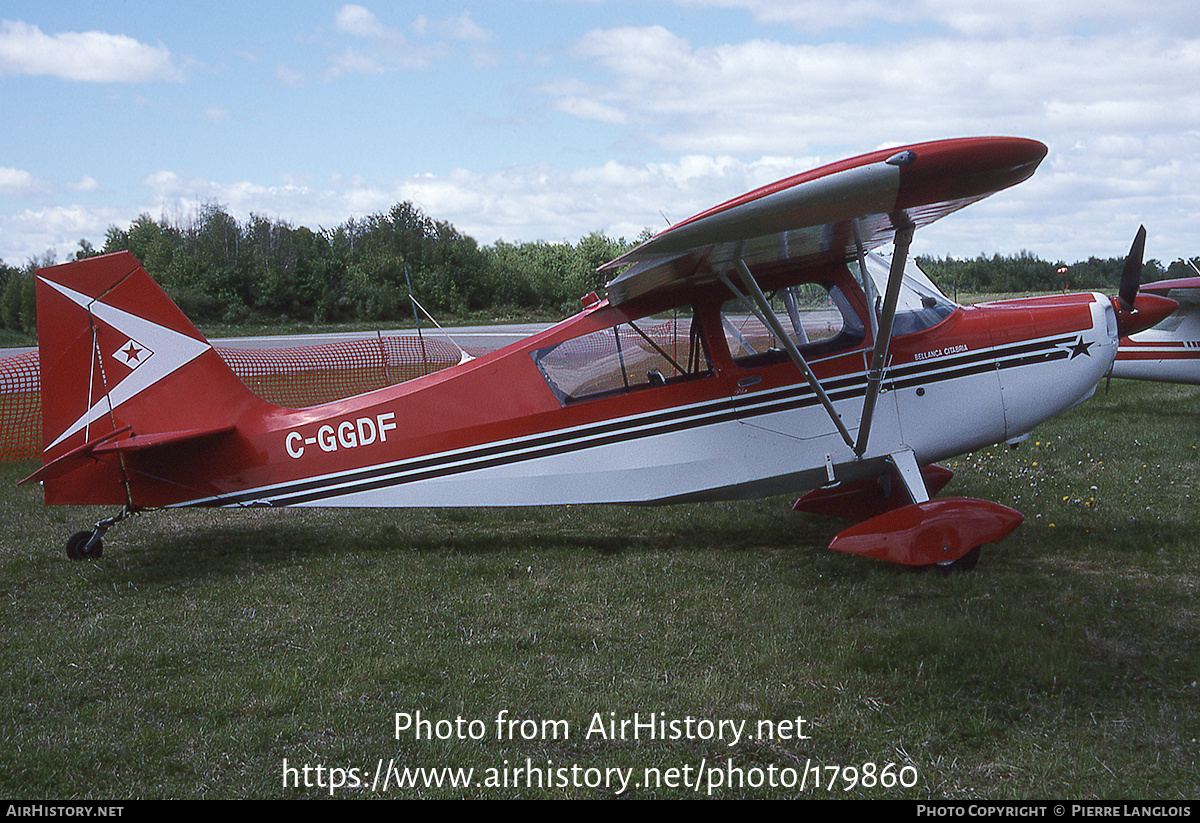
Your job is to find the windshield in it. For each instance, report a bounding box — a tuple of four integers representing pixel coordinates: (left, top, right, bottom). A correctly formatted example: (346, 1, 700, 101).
(862, 252, 957, 336)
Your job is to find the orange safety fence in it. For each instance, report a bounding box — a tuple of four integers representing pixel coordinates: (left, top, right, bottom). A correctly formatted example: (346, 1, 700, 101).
(0, 350, 39, 464)
(0, 335, 477, 463)
(217, 336, 471, 408)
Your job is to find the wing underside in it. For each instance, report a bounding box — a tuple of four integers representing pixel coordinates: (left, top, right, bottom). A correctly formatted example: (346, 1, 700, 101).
(602, 137, 1048, 305)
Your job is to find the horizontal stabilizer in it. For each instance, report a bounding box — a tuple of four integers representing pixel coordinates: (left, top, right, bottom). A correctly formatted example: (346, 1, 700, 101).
(92, 424, 236, 455)
(827, 497, 1023, 566)
(20, 423, 236, 487)
(793, 464, 953, 521)
(19, 425, 133, 486)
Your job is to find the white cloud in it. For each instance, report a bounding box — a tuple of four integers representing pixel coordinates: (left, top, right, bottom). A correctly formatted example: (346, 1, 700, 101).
(68, 176, 100, 193)
(0, 166, 44, 196)
(681, 0, 1200, 38)
(676, 0, 902, 33)
(324, 6, 493, 76)
(546, 19, 1200, 243)
(126, 161, 723, 251)
(552, 97, 627, 124)
(324, 47, 387, 77)
(0, 204, 123, 265)
(334, 5, 390, 40)
(390, 157, 826, 246)
(433, 11, 493, 43)
(0, 20, 184, 83)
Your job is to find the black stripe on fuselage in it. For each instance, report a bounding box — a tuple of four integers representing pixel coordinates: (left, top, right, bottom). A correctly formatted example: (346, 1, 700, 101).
(185, 333, 1079, 508)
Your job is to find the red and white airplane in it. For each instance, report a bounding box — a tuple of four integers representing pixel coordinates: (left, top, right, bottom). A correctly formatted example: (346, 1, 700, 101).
(1111, 269, 1200, 384)
(23, 137, 1176, 569)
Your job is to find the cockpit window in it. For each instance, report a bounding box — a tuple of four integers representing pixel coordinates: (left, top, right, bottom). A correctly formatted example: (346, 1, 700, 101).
(862, 252, 957, 336)
(532, 312, 710, 404)
(721, 282, 864, 365)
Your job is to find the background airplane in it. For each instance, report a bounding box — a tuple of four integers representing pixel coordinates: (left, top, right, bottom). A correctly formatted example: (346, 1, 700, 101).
(23, 137, 1175, 571)
(1111, 271, 1200, 384)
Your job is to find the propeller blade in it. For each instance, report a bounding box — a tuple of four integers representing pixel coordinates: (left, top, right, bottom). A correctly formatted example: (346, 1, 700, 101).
(1118, 225, 1146, 310)
(1111, 225, 1176, 337)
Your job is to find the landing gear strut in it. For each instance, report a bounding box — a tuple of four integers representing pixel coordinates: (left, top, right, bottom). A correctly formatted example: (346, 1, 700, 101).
(64, 507, 136, 560)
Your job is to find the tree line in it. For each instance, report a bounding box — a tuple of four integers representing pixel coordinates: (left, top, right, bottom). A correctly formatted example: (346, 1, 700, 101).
(0, 201, 637, 334)
(1, 200, 1194, 335)
(917, 250, 1185, 297)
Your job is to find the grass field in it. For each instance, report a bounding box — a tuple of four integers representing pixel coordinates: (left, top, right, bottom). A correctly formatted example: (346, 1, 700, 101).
(1, 380, 1197, 799)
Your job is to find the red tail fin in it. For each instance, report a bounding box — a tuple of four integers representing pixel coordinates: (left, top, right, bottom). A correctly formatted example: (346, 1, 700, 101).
(33, 252, 265, 505)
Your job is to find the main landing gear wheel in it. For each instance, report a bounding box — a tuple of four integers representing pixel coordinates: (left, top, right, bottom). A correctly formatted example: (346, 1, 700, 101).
(934, 545, 981, 575)
(908, 546, 981, 575)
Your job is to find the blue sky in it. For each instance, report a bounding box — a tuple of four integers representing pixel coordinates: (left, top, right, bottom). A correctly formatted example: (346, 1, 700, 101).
(3, 1, 1199, 270)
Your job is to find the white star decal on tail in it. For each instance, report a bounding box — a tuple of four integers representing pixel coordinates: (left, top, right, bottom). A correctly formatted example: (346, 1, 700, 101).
(114, 338, 154, 369)
(41, 277, 211, 451)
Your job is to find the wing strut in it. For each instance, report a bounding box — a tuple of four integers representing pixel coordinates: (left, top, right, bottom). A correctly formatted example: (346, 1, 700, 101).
(854, 221, 880, 343)
(730, 260, 856, 451)
(854, 222, 914, 457)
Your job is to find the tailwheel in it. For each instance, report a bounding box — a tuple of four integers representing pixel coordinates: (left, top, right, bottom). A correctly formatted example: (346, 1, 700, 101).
(65, 530, 102, 560)
(63, 507, 136, 560)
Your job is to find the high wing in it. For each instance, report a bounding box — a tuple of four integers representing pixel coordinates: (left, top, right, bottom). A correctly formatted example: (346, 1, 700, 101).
(604, 136, 1047, 459)
(602, 136, 1047, 305)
